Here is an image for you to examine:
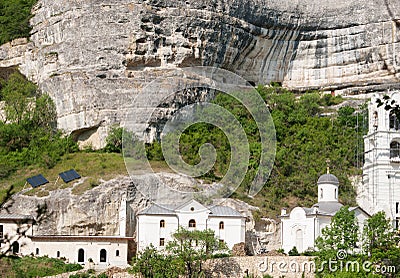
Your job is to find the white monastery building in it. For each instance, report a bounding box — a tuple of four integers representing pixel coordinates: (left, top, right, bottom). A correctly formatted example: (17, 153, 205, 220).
(0, 199, 245, 266)
(136, 199, 246, 251)
(358, 92, 400, 228)
(280, 172, 369, 253)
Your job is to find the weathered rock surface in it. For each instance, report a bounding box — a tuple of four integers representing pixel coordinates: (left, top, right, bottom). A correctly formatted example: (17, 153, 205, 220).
(4, 173, 260, 240)
(1, 0, 400, 147)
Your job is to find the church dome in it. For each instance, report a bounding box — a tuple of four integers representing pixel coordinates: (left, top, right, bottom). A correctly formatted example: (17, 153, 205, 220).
(317, 173, 339, 185)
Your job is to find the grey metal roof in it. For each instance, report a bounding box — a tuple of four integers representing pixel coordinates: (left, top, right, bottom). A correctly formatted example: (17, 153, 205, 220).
(0, 213, 34, 220)
(138, 201, 244, 218)
(138, 204, 176, 215)
(317, 174, 339, 185)
(209, 206, 244, 217)
(312, 202, 343, 215)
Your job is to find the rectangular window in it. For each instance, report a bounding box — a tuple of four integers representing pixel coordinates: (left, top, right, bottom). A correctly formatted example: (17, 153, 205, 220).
(396, 218, 400, 230)
(0, 225, 3, 239)
(159, 238, 165, 247)
(397, 202, 399, 214)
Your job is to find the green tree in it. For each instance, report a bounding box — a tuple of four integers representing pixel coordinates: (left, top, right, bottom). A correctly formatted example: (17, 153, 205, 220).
(316, 206, 358, 253)
(130, 228, 228, 278)
(314, 206, 360, 276)
(130, 245, 181, 278)
(1, 72, 36, 124)
(363, 211, 400, 273)
(167, 228, 229, 278)
(104, 126, 124, 153)
(0, 0, 38, 45)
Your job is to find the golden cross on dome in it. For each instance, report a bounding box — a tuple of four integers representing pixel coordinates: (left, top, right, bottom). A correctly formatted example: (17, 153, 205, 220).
(326, 159, 331, 174)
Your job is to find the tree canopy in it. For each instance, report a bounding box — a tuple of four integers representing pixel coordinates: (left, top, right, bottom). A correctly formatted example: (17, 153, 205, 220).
(0, 0, 37, 45)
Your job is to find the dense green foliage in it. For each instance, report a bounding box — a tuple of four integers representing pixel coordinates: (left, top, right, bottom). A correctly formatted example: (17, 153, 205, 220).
(315, 208, 400, 277)
(0, 72, 78, 181)
(0, 255, 82, 278)
(104, 126, 123, 153)
(131, 228, 228, 278)
(146, 85, 367, 213)
(0, 0, 37, 45)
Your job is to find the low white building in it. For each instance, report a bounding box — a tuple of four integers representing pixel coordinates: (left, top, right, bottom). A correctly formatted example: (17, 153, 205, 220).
(280, 172, 370, 253)
(136, 199, 246, 251)
(30, 235, 133, 266)
(0, 213, 35, 255)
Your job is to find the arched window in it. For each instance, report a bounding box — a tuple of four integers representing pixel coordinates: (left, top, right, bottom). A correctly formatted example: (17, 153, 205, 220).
(12, 241, 19, 254)
(116, 250, 120, 257)
(57, 251, 60, 258)
(78, 249, 85, 263)
(219, 221, 224, 229)
(390, 114, 400, 130)
(36, 248, 39, 255)
(160, 220, 165, 228)
(188, 219, 196, 228)
(390, 141, 400, 158)
(100, 249, 107, 262)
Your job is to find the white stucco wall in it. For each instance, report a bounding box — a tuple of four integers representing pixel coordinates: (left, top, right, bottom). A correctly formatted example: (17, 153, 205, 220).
(136, 200, 246, 252)
(31, 237, 130, 266)
(208, 216, 245, 249)
(281, 207, 318, 254)
(136, 214, 179, 251)
(0, 220, 33, 255)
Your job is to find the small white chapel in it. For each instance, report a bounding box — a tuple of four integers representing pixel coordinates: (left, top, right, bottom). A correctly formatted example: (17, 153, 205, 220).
(280, 170, 370, 253)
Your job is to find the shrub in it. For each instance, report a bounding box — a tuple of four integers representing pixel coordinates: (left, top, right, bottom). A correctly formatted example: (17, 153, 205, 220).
(288, 246, 299, 256)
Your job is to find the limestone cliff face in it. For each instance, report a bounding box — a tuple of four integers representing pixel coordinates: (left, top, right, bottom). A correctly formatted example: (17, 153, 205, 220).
(7, 176, 144, 236)
(0, 0, 400, 146)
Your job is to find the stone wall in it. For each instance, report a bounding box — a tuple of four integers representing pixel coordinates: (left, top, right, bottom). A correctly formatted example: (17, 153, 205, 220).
(205, 256, 315, 278)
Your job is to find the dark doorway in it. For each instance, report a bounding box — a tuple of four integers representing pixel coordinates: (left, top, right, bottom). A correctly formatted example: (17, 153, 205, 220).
(78, 248, 85, 263)
(100, 249, 107, 262)
(12, 241, 19, 254)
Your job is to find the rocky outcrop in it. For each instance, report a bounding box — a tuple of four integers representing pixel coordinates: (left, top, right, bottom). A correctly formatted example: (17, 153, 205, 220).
(1, 0, 400, 147)
(4, 173, 260, 240)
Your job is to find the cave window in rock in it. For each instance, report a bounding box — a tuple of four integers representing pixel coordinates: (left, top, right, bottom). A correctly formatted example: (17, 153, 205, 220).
(100, 249, 107, 262)
(390, 141, 400, 158)
(219, 221, 224, 230)
(12, 241, 19, 254)
(189, 219, 196, 228)
(160, 220, 165, 228)
(390, 114, 400, 130)
(78, 248, 85, 263)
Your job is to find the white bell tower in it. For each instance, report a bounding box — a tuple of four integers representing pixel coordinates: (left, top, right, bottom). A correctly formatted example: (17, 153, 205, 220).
(359, 92, 400, 229)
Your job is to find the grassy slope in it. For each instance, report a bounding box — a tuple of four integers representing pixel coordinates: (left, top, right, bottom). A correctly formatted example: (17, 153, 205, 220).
(0, 152, 173, 198)
(0, 255, 82, 278)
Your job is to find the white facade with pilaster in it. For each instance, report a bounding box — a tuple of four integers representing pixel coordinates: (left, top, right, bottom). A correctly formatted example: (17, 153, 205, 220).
(358, 92, 400, 228)
(136, 200, 246, 251)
